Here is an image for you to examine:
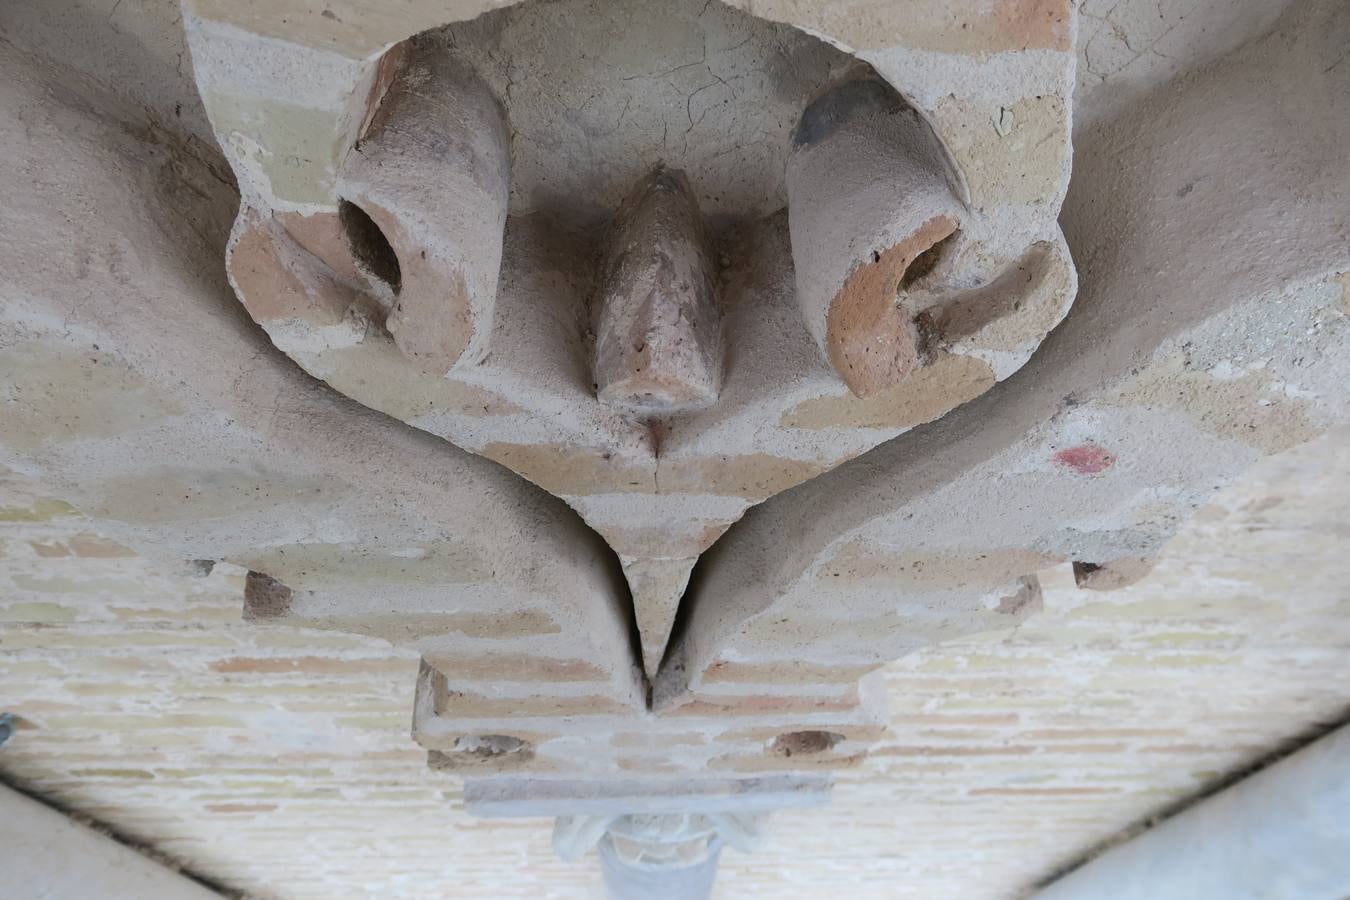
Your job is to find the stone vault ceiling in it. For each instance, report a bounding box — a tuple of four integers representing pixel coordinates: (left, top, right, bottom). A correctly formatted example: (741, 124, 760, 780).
(0, 0, 1347, 896)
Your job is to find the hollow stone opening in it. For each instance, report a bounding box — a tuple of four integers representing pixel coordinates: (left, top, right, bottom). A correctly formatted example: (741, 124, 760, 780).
(452, 734, 531, 758)
(1072, 561, 1104, 586)
(770, 730, 844, 757)
(901, 229, 960, 292)
(339, 199, 401, 293)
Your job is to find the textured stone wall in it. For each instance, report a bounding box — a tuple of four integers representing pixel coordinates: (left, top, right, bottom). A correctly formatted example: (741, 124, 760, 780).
(1, 0, 1346, 894)
(2, 432, 1346, 898)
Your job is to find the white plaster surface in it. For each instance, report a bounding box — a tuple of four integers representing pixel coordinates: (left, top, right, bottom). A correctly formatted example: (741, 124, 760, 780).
(0, 782, 221, 900)
(1035, 723, 1350, 900)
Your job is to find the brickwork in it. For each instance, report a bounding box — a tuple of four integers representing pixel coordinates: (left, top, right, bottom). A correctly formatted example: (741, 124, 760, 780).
(1, 0, 1347, 894)
(2, 434, 1347, 898)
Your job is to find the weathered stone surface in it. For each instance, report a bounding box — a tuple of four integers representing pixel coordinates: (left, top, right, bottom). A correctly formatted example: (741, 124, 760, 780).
(622, 556, 699, 676)
(0, 45, 644, 753)
(22, 0, 1350, 870)
(594, 167, 722, 414)
(3, 420, 1349, 894)
(184, 0, 1079, 672)
(786, 76, 963, 397)
(1, 0, 1348, 893)
(654, 1, 1350, 714)
(742, 0, 1073, 54)
(1074, 0, 1302, 130)
(1072, 558, 1156, 592)
(337, 40, 510, 375)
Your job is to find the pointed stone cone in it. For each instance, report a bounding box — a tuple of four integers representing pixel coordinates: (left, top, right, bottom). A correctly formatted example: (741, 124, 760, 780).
(338, 40, 510, 375)
(624, 555, 698, 678)
(594, 166, 722, 415)
(786, 76, 963, 398)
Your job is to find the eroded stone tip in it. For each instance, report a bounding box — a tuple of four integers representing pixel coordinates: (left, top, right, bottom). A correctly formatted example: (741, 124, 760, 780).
(594, 166, 723, 415)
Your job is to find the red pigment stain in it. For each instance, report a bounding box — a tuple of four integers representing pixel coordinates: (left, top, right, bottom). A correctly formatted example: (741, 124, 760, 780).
(1053, 443, 1116, 474)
